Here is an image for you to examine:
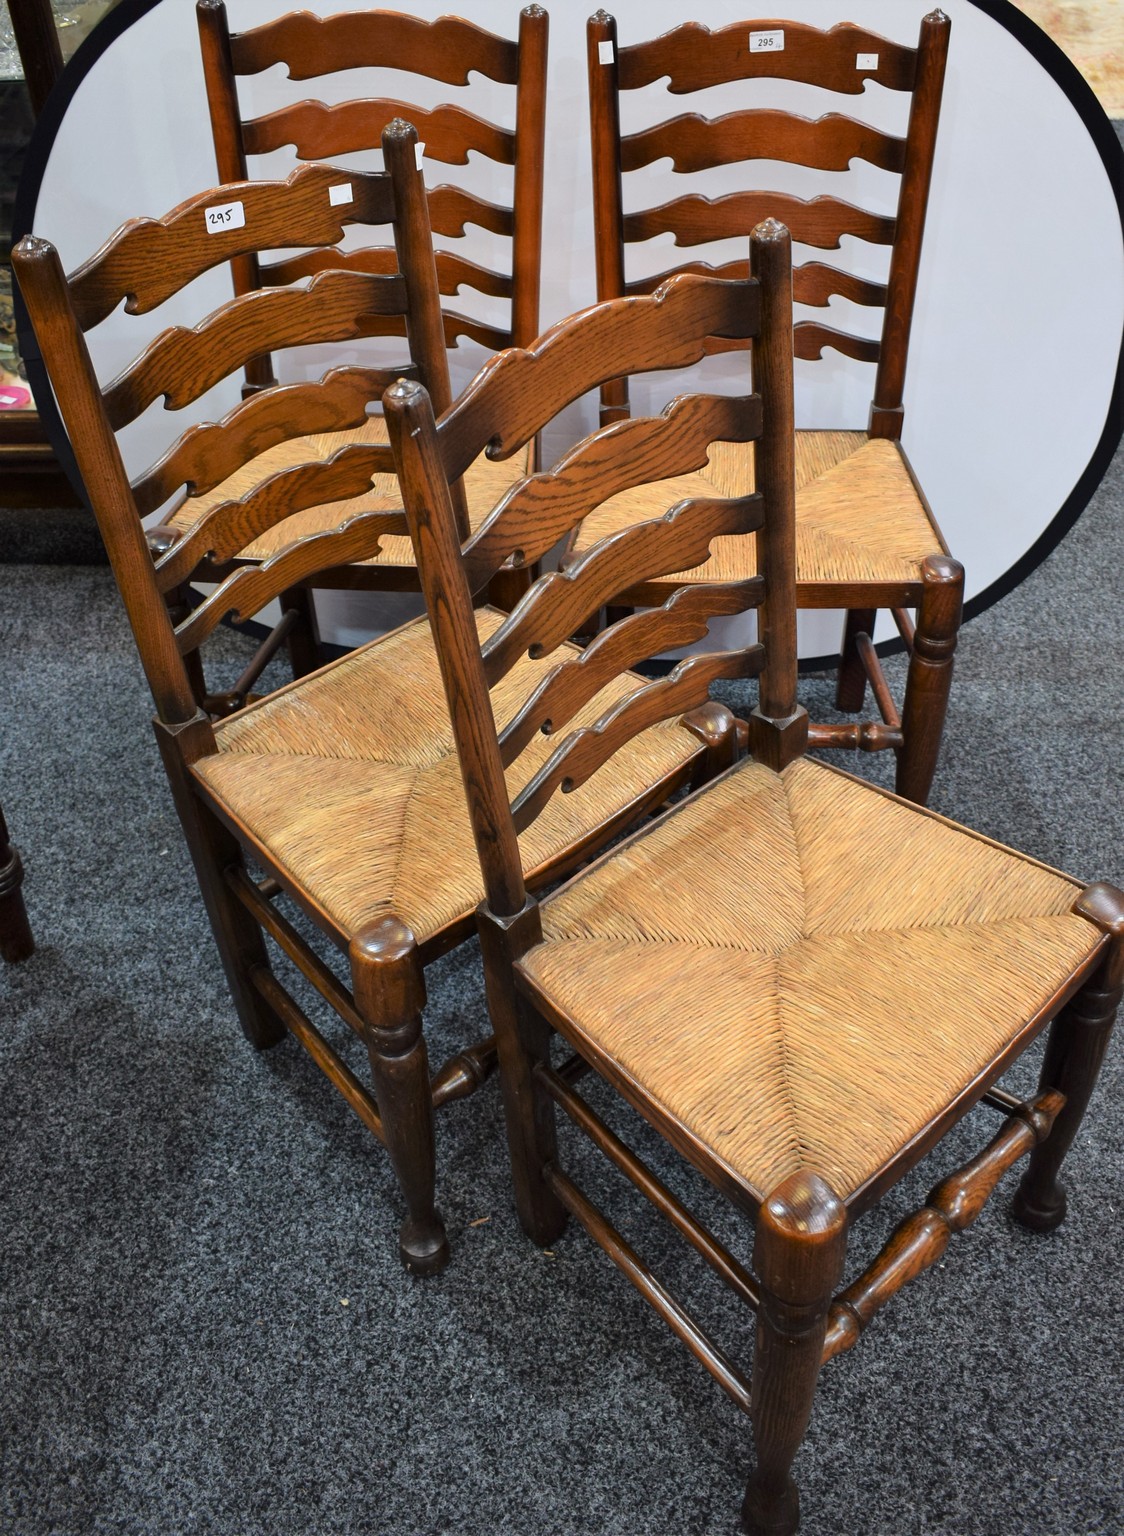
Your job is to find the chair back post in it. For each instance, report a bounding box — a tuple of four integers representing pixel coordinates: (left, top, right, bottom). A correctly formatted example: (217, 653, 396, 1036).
(870, 8, 951, 439)
(196, 0, 275, 394)
(511, 5, 549, 349)
(747, 219, 805, 770)
(587, 10, 630, 427)
(12, 237, 200, 727)
(382, 118, 469, 542)
(384, 378, 528, 920)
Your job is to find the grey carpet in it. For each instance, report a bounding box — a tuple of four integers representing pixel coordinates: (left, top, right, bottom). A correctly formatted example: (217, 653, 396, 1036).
(2, 418, 1123, 1536)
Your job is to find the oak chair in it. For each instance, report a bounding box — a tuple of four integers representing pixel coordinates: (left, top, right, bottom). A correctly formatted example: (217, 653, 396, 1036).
(389, 222, 1123, 1532)
(577, 8, 960, 804)
(0, 797, 33, 963)
(195, 0, 549, 664)
(13, 124, 721, 1272)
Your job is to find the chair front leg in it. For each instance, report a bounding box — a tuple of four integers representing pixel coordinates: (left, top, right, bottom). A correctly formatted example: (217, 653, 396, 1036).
(280, 585, 323, 680)
(351, 918, 449, 1276)
(0, 804, 33, 963)
(834, 607, 878, 713)
(895, 555, 964, 805)
(478, 897, 567, 1248)
(743, 1172, 847, 1536)
(1013, 882, 1124, 1232)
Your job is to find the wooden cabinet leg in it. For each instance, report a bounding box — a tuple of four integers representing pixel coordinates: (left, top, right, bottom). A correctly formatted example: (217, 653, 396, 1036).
(894, 555, 963, 805)
(1013, 883, 1124, 1232)
(834, 607, 877, 713)
(155, 720, 286, 1050)
(478, 899, 567, 1247)
(0, 803, 33, 964)
(742, 1173, 847, 1536)
(351, 918, 450, 1276)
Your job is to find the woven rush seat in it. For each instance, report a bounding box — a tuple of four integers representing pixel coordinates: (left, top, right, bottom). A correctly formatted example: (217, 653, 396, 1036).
(517, 755, 1101, 1206)
(193, 607, 701, 945)
(169, 415, 532, 566)
(570, 431, 941, 590)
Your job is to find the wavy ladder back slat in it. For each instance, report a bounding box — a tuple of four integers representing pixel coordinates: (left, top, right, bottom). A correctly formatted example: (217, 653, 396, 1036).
(388, 224, 796, 922)
(197, 0, 549, 399)
(12, 120, 451, 717)
(588, 8, 950, 437)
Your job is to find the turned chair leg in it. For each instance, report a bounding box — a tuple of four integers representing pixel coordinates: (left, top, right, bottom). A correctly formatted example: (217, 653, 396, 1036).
(351, 918, 450, 1276)
(1013, 883, 1124, 1232)
(478, 899, 567, 1247)
(0, 804, 34, 964)
(155, 722, 286, 1050)
(895, 555, 964, 805)
(834, 607, 877, 713)
(742, 1173, 847, 1536)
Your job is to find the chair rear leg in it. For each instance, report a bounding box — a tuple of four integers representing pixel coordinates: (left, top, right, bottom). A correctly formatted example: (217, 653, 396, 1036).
(478, 899, 567, 1247)
(155, 720, 285, 1050)
(1013, 883, 1124, 1232)
(742, 1173, 846, 1536)
(351, 918, 450, 1276)
(894, 555, 963, 805)
(834, 607, 877, 712)
(280, 585, 323, 680)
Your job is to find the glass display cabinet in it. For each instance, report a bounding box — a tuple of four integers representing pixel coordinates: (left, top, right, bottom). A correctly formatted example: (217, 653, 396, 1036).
(0, 0, 120, 507)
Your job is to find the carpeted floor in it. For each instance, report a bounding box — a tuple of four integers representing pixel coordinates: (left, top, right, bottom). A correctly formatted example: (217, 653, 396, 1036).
(2, 378, 1123, 1529)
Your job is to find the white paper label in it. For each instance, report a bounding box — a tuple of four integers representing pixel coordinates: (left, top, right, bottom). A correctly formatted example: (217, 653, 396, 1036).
(749, 29, 784, 53)
(856, 52, 879, 70)
(598, 40, 614, 65)
(0, 393, 21, 405)
(204, 200, 245, 233)
(328, 182, 353, 207)
(414, 139, 426, 167)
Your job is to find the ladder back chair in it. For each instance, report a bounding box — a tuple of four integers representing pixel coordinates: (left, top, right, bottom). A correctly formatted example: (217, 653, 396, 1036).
(579, 7, 960, 804)
(13, 124, 720, 1273)
(195, 0, 550, 663)
(390, 221, 1123, 1533)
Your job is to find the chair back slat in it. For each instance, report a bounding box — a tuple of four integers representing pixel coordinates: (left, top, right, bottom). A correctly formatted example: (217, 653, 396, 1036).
(386, 222, 796, 919)
(462, 392, 760, 593)
(625, 259, 888, 312)
(173, 509, 406, 653)
(200, 2, 547, 353)
(622, 111, 907, 176)
(153, 445, 400, 592)
(497, 581, 762, 766)
(616, 18, 918, 94)
(68, 164, 396, 330)
(590, 9, 950, 435)
(510, 648, 764, 833)
(244, 98, 516, 166)
(795, 324, 880, 364)
(439, 275, 761, 479)
(15, 118, 449, 723)
(482, 492, 762, 688)
(258, 247, 515, 305)
(622, 192, 896, 251)
(103, 270, 409, 430)
(131, 365, 403, 519)
(227, 8, 521, 87)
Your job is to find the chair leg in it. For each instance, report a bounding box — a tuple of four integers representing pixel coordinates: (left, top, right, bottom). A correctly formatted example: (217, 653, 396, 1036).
(1012, 884, 1124, 1232)
(478, 898, 567, 1247)
(894, 555, 964, 805)
(280, 585, 323, 680)
(834, 607, 877, 712)
(154, 722, 286, 1050)
(350, 918, 450, 1276)
(0, 805, 33, 964)
(742, 1173, 847, 1536)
